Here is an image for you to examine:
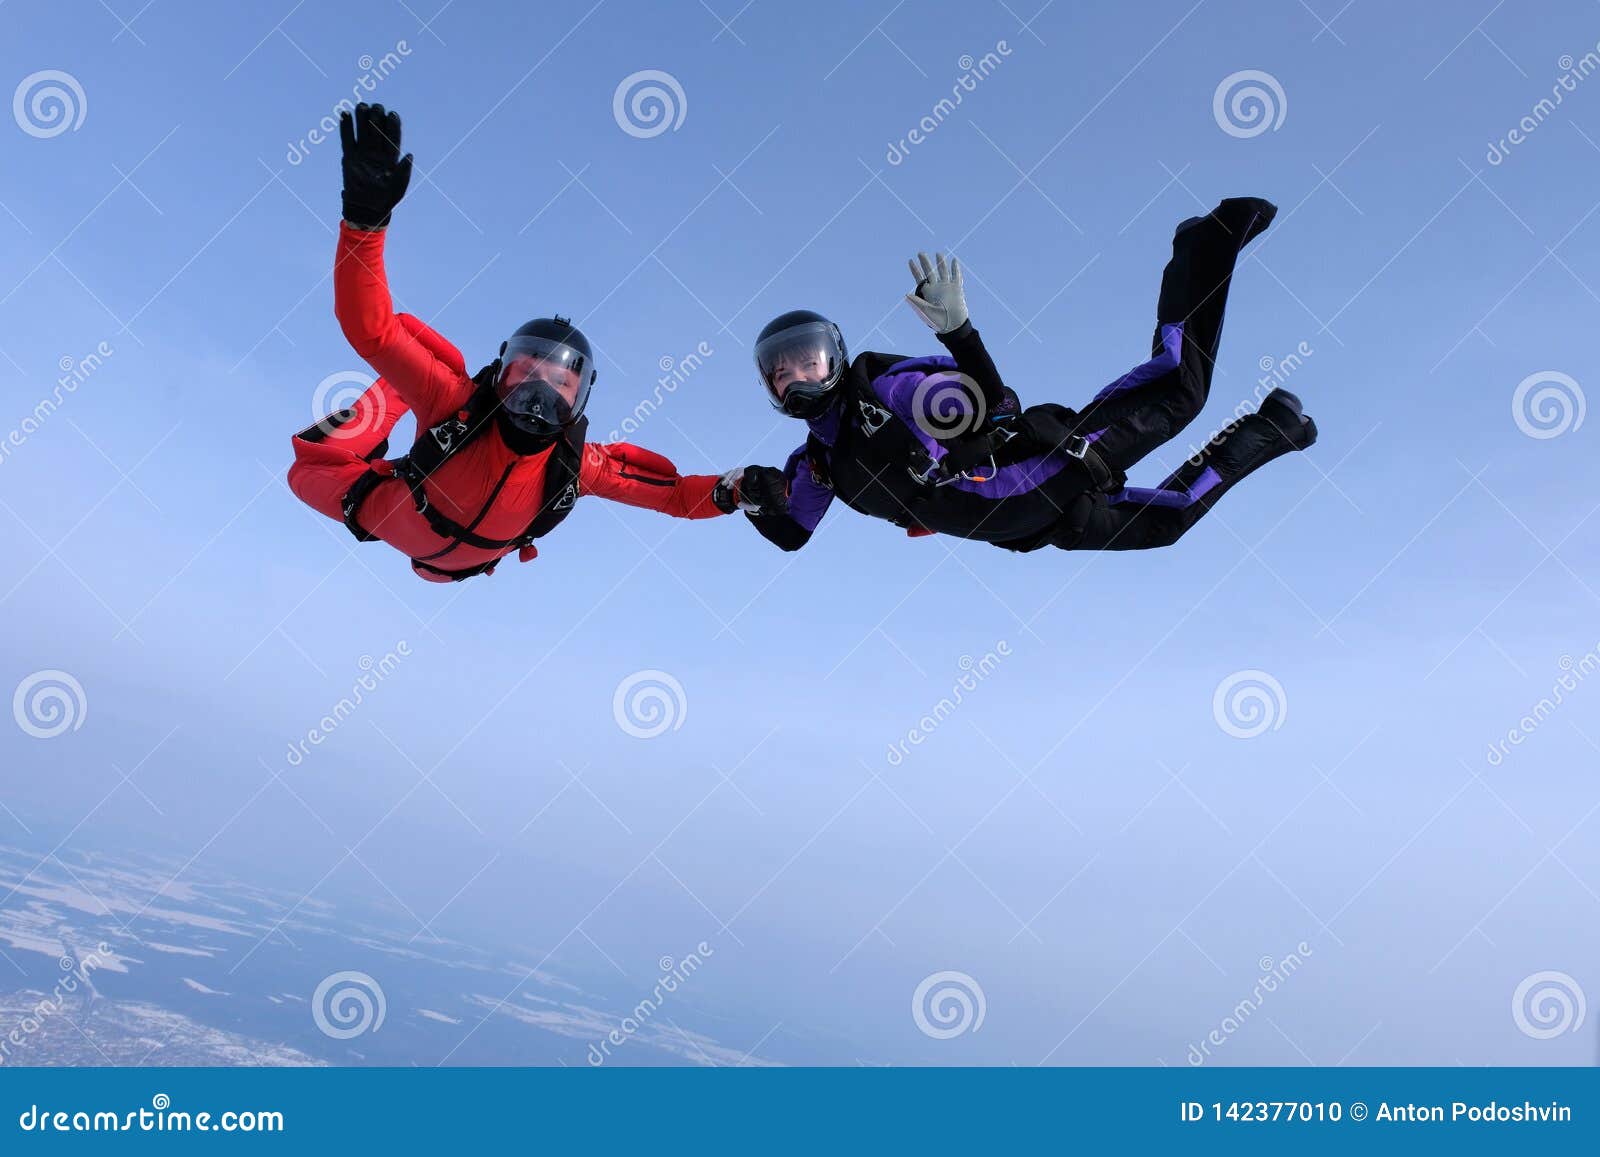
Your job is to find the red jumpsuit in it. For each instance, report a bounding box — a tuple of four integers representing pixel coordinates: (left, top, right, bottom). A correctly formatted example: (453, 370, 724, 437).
(289, 224, 727, 582)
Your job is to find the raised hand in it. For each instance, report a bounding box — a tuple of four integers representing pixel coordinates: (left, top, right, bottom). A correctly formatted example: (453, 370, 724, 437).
(903, 251, 969, 335)
(339, 103, 413, 228)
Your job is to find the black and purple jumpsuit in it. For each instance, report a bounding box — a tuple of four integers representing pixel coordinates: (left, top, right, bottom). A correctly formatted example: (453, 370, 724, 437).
(747, 198, 1316, 554)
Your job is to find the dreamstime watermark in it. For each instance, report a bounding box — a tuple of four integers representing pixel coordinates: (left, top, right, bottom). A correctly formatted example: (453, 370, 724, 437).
(13, 70, 86, 138)
(1512, 970, 1586, 1039)
(1485, 643, 1600, 766)
(1212, 669, 1287, 739)
(886, 643, 1011, 766)
(1487, 47, 1600, 165)
(283, 643, 411, 767)
(912, 970, 986, 1039)
(613, 70, 686, 139)
(12, 670, 87, 739)
(0, 944, 113, 1065)
(17, 1096, 284, 1134)
(602, 341, 713, 443)
(587, 941, 715, 1065)
(885, 42, 1013, 165)
(1181, 341, 1313, 463)
(612, 669, 687, 739)
(0, 341, 114, 470)
(308, 369, 386, 439)
(1511, 371, 1584, 440)
(311, 970, 386, 1039)
(1185, 942, 1314, 1064)
(285, 44, 413, 165)
(1212, 70, 1287, 139)
(911, 370, 986, 440)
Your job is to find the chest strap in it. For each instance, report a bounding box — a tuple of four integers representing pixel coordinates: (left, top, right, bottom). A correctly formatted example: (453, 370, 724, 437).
(340, 416, 585, 569)
(393, 457, 533, 557)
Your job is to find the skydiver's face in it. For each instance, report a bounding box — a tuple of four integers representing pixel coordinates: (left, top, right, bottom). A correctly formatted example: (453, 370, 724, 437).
(500, 354, 582, 406)
(769, 348, 830, 395)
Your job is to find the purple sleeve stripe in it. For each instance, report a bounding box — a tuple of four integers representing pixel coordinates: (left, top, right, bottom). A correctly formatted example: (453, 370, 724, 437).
(949, 451, 1075, 498)
(1090, 323, 1184, 404)
(1106, 466, 1222, 510)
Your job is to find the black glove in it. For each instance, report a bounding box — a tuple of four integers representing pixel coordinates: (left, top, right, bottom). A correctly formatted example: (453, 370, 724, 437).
(339, 103, 413, 228)
(714, 466, 789, 514)
(740, 465, 789, 514)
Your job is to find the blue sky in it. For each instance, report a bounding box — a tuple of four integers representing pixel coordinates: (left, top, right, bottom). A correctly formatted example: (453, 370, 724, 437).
(1, 0, 1598, 1065)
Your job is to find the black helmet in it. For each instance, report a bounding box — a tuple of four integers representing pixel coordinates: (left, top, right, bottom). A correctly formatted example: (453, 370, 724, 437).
(495, 315, 596, 437)
(754, 309, 847, 419)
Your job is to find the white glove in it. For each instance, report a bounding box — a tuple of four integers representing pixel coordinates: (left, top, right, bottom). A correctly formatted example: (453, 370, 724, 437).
(903, 251, 969, 335)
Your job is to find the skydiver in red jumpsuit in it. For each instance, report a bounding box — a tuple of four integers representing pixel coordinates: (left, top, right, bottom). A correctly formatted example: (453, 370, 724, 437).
(288, 104, 784, 582)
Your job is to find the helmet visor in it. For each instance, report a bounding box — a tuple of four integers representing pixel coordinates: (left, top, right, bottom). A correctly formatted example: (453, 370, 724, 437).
(755, 321, 844, 416)
(497, 334, 594, 434)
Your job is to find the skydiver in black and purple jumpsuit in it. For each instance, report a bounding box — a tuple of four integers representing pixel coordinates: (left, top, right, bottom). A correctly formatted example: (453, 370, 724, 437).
(736, 197, 1318, 555)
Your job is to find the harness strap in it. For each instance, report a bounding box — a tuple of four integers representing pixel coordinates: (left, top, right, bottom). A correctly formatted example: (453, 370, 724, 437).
(334, 391, 587, 582)
(340, 465, 389, 543)
(393, 458, 532, 555)
(803, 432, 834, 490)
(1077, 442, 1124, 494)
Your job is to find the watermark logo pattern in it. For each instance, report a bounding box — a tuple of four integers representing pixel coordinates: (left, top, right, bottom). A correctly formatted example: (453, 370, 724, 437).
(1512, 971, 1586, 1040)
(310, 370, 385, 439)
(1512, 371, 1584, 440)
(613, 70, 687, 139)
(912, 970, 986, 1039)
(312, 971, 387, 1040)
(13, 670, 87, 739)
(911, 371, 987, 440)
(13, 70, 87, 138)
(1212, 670, 1287, 739)
(613, 670, 687, 739)
(1213, 70, 1287, 139)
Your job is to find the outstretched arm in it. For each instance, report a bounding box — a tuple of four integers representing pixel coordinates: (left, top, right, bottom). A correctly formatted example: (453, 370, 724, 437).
(747, 446, 832, 552)
(579, 442, 728, 520)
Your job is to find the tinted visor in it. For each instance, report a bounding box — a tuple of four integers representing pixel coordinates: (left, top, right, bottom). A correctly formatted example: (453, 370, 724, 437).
(496, 334, 593, 434)
(754, 321, 845, 416)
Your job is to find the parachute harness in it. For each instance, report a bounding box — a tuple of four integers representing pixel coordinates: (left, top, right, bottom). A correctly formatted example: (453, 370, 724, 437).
(339, 384, 585, 580)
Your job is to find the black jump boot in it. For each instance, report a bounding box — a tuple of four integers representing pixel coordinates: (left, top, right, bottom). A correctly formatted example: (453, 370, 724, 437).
(1060, 387, 1316, 552)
